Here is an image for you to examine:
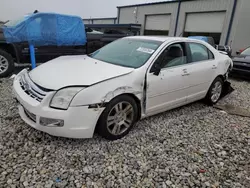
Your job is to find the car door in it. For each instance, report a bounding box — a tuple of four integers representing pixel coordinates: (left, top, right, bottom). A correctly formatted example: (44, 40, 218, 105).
(184, 42, 217, 102)
(21, 43, 62, 64)
(146, 42, 191, 115)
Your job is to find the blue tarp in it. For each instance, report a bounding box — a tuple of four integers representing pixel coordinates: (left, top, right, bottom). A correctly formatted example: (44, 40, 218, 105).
(188, 36, 208, 42)
(3, 13, 87, 46)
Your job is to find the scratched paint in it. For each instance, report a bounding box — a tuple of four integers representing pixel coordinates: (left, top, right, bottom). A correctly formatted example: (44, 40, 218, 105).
(103, 86, 142, 102)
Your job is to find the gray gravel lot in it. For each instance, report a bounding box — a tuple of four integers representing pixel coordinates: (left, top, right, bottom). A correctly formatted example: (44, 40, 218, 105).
(0, 78, 250, 188)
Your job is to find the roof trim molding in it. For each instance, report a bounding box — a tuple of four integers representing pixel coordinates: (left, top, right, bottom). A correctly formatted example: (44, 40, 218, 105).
(83, 17, 117, 20)
(117, 0, 194, 8)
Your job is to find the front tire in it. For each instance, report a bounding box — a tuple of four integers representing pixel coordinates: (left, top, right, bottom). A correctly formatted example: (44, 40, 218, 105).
(205, 77, 223, 105)
(96, 95, 138, 140)
(0, 49, 14, 78)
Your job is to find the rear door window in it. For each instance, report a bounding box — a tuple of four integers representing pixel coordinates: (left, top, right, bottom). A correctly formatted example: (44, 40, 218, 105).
(188, 43, 214, 63)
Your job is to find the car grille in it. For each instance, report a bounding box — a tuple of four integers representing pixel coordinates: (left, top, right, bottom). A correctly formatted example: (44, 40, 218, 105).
(19, 73, 48, 102)
(23, 107, 36, 123)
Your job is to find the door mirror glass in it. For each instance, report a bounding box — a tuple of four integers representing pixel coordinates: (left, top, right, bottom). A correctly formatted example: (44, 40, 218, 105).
(236, 51, 240, 55)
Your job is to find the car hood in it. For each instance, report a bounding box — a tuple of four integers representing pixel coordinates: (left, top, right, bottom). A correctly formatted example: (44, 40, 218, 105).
(29, 55, 134, 90)
(232, 55, 250, 64)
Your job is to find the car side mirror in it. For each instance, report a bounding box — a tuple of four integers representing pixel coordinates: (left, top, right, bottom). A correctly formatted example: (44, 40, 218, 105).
(153, 64, 161, 76)
(236, 51, 240, 55)
(85, 28, 92, 32)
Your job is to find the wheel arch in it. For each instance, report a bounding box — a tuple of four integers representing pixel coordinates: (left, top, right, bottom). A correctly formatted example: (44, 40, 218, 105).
(94, 93, 142, 138)
(121, 93, 142, 121)
(205, 74, 224, 97)
(106, 93, 142, 121)
(205, 76, 224, 105)
(0, 43, 19, 63)
(217, 74, 225, 82)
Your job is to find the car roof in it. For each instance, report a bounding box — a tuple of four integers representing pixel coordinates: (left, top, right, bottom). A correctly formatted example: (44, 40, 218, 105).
(125, 35, 205, 43)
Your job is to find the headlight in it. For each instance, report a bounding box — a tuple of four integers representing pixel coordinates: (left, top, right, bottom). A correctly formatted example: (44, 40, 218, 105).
(50, 87, 84, 110)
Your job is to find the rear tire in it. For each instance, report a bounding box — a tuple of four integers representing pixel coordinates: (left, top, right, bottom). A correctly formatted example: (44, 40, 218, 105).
(205, 77, 223, 105)
(96, 95, 138, 140)
(0, 49, 14, 78)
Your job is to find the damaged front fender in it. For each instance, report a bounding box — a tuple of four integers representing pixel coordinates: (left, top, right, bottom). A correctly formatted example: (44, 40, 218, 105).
(70, 70, 146, 111)
(103, 86, 142, 102)
(85, 87, 143, 111)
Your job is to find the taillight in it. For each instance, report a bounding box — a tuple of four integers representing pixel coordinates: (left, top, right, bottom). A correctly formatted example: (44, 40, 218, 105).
(239, 48, 245, 53)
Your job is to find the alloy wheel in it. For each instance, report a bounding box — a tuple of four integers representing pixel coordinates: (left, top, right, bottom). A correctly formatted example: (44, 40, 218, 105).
(107, 102, 134, 136)
(211, 81, 222, 103)
(0, 55, 9, 74)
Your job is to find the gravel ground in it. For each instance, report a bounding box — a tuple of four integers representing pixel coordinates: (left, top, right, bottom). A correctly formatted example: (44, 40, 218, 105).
(0, 78, 250, 188)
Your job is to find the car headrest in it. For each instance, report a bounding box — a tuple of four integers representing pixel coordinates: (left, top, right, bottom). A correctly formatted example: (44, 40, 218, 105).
(167, 46, 183, 58)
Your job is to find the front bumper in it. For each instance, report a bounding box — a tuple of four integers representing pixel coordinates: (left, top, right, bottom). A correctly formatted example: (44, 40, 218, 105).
(231, 68, 250, 79)
(13, 71, 104, 139)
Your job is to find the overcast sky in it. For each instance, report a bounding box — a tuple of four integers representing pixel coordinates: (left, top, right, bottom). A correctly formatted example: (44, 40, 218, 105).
(0, 0, 163, 21)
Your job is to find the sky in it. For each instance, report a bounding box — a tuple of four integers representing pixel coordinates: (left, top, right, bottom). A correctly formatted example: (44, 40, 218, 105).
(0, 0, 164, 21)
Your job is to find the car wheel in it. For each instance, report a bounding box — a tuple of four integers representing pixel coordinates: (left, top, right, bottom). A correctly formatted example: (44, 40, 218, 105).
(96, 95, 138, 140)
(0, 49, 14, 78)
(205, 77, 223, 105)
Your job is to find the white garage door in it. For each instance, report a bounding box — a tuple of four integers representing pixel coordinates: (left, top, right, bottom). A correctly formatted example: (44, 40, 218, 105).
(185, 12, 226, 33)
(145, 14, 171, 31)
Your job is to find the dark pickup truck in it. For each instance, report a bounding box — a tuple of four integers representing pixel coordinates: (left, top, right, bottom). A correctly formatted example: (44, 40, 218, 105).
(0, 16, 140, 77)
(0, 27, 90, 78)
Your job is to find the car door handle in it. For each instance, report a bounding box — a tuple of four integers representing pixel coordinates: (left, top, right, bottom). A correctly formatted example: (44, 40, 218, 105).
(24, 47, 38, 50)
(182, 69, 190, 76)
(212, 65, 217, 69)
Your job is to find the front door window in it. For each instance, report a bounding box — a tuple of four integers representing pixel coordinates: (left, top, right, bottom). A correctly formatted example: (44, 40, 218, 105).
(151, 43, 188, 73)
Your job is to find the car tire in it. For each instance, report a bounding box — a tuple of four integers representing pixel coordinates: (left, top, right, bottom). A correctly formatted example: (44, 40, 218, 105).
(0, 49, 14, 78)
(96, 95, 138, 140)
(205, 77, 223, 105)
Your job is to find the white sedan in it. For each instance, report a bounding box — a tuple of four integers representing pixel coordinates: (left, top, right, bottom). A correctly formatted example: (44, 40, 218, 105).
(13, 36, 233, 140)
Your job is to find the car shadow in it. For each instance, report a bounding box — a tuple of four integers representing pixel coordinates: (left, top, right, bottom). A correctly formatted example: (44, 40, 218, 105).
(14, 64, 31, 74)
(229, 75, 250, 82)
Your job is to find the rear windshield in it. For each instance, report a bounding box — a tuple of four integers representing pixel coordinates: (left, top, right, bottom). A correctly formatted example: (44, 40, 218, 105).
(90, 38, 162, 68)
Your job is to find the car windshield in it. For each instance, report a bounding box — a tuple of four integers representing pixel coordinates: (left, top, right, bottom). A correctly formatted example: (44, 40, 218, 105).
(90, 38, 162, 68)
(241, 47, 250, 56)
(4, 15, 30, 27)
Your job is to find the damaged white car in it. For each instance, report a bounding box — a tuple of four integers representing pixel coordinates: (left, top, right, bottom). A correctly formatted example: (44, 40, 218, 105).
(13, 36, 233, 140)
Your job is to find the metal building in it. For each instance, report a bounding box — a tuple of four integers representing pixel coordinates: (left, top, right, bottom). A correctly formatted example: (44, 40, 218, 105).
(117, 0, 250, 54)
(83, 17, 117, 24)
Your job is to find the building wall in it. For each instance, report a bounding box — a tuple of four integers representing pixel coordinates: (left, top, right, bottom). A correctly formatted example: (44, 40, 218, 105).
(83, 18, 116, 24)
(83, 19, 92, 24)
(229, 0, 250, 53)
(119, 3, 178, 36)
(118, 0, 250, 53)
(93, 19, 116, 24)
(118, 0, 235, 40)
(177, 0, 234, 45)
